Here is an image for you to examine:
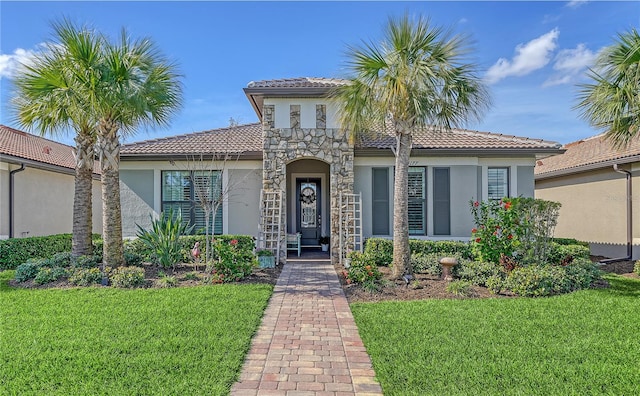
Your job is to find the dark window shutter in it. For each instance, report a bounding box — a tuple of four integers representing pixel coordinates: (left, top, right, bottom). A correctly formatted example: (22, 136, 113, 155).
(372, 168, 389, 235)
(433, 168, 450, 235)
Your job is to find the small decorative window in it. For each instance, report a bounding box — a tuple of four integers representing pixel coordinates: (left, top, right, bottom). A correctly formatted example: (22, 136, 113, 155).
(488, 167, 509, 200)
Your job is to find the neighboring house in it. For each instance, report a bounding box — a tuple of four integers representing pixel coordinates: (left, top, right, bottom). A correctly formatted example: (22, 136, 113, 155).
(535, 134, 640, 260)
(120, 77, 562, 263)
(0, 125, 102, 239)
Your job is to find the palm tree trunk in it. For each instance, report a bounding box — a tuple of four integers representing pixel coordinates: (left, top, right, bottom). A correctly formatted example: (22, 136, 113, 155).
(72, 133, 96, 257)
(98, 122, 124, 267)
(391, 131, 413, 279)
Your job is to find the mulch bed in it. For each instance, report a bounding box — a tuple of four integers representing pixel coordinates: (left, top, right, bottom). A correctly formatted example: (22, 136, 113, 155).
(337, 257, 638, 304)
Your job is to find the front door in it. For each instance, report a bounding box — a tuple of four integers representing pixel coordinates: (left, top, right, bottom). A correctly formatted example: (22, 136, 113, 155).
(296, 178, 321, 245)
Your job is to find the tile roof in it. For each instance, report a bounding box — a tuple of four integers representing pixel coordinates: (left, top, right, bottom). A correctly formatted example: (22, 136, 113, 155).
(0, 124, 98, 173)
(120, 123, 263, 156)
(246, 77, 349, 89)
(121, 123, 561, 157)
(357, 127, 561, 151)
(535, 133, 640, 177)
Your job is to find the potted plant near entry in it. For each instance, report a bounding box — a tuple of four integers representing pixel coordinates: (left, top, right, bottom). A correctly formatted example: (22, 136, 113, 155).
(256, 249, 275, 268)
(319, 235, 330, 252)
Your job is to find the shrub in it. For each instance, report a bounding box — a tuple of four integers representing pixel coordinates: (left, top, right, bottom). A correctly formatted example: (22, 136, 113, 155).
(564, 258, 602, 290)
(34, 267, 68, 285)
(364, 238, 393, 266)
(634, 261, 640, 276)
(546, 243, 591, 265)
(446, 280, 473, 297)
(410, 253, 442, 275)
(457, 260, 504, 287)
(155, 275, 178, 288)
(552, 237, 589, 247)
(409, 240, 473, 259)
(212, 238, 255, 282)
(68, 267, 104, 286)
(110, 266, 146, 288)
(485, 275, 505, 294)
(136, 209, 195, 270)
(364, 238, 472, 268)
(255, 248, 274, 257)
(14, 258, 50, 282)
(49, 252, 73, 268)
(124, 251, 144, 267)
(72, 255, 101, 269)
(343, 251, 382, 293)
(505, 266, 561, 297)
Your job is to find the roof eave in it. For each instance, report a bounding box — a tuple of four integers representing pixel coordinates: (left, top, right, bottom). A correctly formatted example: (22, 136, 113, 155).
(0, 154, 101, 179)
(354, 147, 564, 157)
(120, 151, 263, 161)
(243, 86, 334, 121)
(535, 154, 640, 180)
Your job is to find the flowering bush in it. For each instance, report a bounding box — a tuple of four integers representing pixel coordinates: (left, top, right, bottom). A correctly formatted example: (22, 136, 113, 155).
(470, 197, 562, 265)
(343, 252, 382, 292)
(470, 198, 520, 264)
(212, 238, 256, 282)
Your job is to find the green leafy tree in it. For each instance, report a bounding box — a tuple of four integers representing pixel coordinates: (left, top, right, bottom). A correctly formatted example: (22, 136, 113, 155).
(333, 14, 490, 278)
(11, 20, 101, 256)
(576, 28, 640, 147)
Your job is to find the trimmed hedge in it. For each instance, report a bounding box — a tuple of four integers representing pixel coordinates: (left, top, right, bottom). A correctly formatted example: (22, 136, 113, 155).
(0, 234, 101, 271)
(1, 233, 254, 270)
(364, 238, 473, 267)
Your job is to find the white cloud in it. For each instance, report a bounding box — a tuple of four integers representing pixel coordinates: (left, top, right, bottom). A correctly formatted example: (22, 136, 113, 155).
(0, 48, 36, 79)
(543, 43, 598, 86)
(566, 0, 588, 9)
(485, 28, 560, 84)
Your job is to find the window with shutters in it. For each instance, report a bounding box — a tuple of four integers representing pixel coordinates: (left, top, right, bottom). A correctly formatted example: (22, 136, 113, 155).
(161, 170, 223, 234)
(488, 167, 509, 200)
(408, 167, 426, 235)
(372, 168, 390, 235)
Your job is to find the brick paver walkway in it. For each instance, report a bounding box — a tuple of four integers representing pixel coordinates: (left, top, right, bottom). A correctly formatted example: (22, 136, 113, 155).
(230, 259, 383, 396)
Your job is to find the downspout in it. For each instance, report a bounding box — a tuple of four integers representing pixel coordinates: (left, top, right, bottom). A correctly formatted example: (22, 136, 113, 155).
(599, 164, 632, 264)
(9, 163, 26, 238)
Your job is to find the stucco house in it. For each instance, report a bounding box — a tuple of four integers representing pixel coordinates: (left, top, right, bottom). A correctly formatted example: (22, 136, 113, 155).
(120, 77, 562, 263)
(535, 134, 640, 260)
(0, 125, 102, 239)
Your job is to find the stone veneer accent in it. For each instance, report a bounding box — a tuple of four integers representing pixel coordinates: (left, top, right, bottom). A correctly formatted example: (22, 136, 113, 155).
(262, 104, 354, 264)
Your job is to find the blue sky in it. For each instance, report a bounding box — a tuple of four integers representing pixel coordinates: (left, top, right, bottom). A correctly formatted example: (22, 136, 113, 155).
(1, 1, 638, 146)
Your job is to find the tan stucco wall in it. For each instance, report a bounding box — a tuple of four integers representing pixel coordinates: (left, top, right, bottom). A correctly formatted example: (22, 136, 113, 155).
(1, 163, 102, 238)
(535, 166, 640, 258)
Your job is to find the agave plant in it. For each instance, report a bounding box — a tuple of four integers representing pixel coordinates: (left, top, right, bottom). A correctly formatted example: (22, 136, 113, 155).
(136, 208, 194, 271)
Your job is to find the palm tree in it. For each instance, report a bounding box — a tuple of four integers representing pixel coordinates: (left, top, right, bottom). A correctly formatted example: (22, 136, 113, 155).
(333, 14, 490, 279)
(95, 30, 183, 266)
(575, 28, 640, 147)
(11, 20, 102, 257)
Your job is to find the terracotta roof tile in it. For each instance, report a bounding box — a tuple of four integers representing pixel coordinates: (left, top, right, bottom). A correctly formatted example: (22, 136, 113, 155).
(246, 77, 348, 89)
(121, 123, 560, 157)
(535, 133, 640, 176)
(357, 127, 561, 151)
(121, 123, 263, 156)
(0, 124, 97, 173)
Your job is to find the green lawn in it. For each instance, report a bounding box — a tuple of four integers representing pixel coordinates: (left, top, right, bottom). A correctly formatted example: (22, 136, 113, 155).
(352, 275, 640, 395)
(0, 270, 272, 395)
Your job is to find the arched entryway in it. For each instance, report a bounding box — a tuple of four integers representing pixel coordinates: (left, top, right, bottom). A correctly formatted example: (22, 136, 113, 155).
(287, 159, 330, 251)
